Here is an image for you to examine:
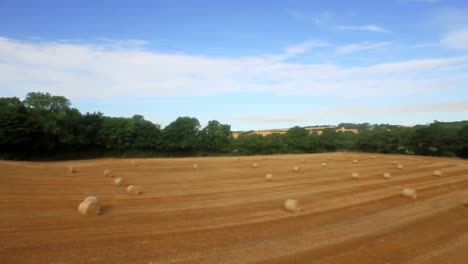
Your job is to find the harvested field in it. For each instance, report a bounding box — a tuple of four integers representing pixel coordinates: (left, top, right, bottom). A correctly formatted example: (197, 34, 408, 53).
(1, 152, 468, 264)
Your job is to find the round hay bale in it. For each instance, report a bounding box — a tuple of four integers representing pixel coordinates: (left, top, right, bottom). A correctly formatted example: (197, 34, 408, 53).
(234, 157, 239, 162)
(252, 163, 259, 168)
(114, 177, 127, 187)
(327, 156, 331, 160)
(131, 160, 138, 167)
(383, 172, 391, 179)
(265, 173, 273, 181)
(372, 155, 376, 159)
(83, 196, 99, 203)
(283, 199, 301, 213)
(397, 164, 404, 170)
(353, 159, 358, 164)
(78, 200, 100, 216)
(321, 162, 327, 167)
(103, 170, 112, 177)
(293, 166, 301, 172)
(69, 166, 77, 174)
(392, 160, 398, 165)
(193, 164, 199, 169)
(432, 170, 442, 177)
(401, 188, 417, 199)
(300, 159, 305, 163)
(346, 155, 351, 158)
(351, 172, 359, 179)
(126, 185, 142, 195)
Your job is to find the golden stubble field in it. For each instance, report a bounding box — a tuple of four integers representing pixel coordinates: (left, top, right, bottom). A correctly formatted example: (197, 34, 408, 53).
(1, 152, 468, 264)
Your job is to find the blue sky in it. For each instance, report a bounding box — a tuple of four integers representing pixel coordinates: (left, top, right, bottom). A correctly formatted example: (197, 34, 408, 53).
(0, 0, 467, 130)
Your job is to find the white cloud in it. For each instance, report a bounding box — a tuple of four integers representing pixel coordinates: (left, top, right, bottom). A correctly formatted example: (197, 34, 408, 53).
(337, 25, 390, 33)
(0, 37, 467, 100)
(440, 28, 468, 50)
(334, 41, 391, 55)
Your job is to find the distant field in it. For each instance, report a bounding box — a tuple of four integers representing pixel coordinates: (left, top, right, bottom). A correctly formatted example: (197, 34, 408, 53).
(232, 126, 359, 138)
(1, 153, 468, 263)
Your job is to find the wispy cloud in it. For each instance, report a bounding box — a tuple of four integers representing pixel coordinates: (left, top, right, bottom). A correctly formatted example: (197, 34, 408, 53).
(411, 42, 440, 48)
(284, 40, 329, 56)
(334, 41, 391, 55)
(440, 27, 468, 50)
(232, 100, 468, 123)
(432, 8, 468, 30)
(0, 36, 467, 100)
(400, 0, 440, 3)
(337, 25, 390, 33)
(288, 10, 333, 26)
(413, 0, 440, 2)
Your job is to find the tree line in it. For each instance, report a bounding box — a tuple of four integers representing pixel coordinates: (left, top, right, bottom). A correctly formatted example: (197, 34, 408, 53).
(0, 92, 466, 160)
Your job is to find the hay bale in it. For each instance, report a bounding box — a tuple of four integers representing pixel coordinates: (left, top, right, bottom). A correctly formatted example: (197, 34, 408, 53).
(252, 163, 259, 168)
(83, 196, 99, 203)
(383, 172, 391, 179)
(327, 156, 331, 160)
(193, 164, 199, 169)
(397, 164, 404, 170)
(114, 177, 127, 186)
(401, 188, 417, 199)
(131, 160, 138, 167)
(103, 170, 112, 177)
(126, 185, 142, 195)
(283, 199, 301, 213)
(234, 157, 239, 162)
(300, 159, 305, 163)
(321, 162, 327, 167)
(265, 173, 273, 181)
(432, 170, 442, 177)
(346, 155, 351, 158)
(351, 172, 359, 179)
(69, 166, 77, 174)
(372, 155, 376, 159)
(293, 166, 301, 172)
(78, 200, 100, 216)
(392, 160, 398, 165)
(353, 159, 358, 164)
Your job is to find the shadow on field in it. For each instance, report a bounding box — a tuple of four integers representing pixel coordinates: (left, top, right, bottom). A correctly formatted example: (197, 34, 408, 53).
(100, 205, 113, 215)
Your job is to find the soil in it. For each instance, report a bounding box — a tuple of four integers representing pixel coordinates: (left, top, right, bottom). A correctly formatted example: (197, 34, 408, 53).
(1, 153, 467, 263)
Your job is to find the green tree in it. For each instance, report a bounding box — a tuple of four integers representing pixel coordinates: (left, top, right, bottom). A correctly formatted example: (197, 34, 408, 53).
(200, 120, 232, 152)
(99, 117, 136, 152)
(23, 92, 70, 111)
(235, 132, 265, 154)
(457, 124, 468, 158)
(79, 112, 104, 148)
(319, 128, 338, 151)
(285, 126, 309, 152)
(263, 133, 287, 154)
(132, 115, 161, 150)
(162, 117, 201, 152)
(304, 132, 321, 152)
(0, 97, 37, 156)
(410, 122, 459, 156)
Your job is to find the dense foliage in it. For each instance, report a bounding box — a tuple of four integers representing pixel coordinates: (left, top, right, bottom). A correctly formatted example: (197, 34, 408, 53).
(0, 93, 466, 160)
